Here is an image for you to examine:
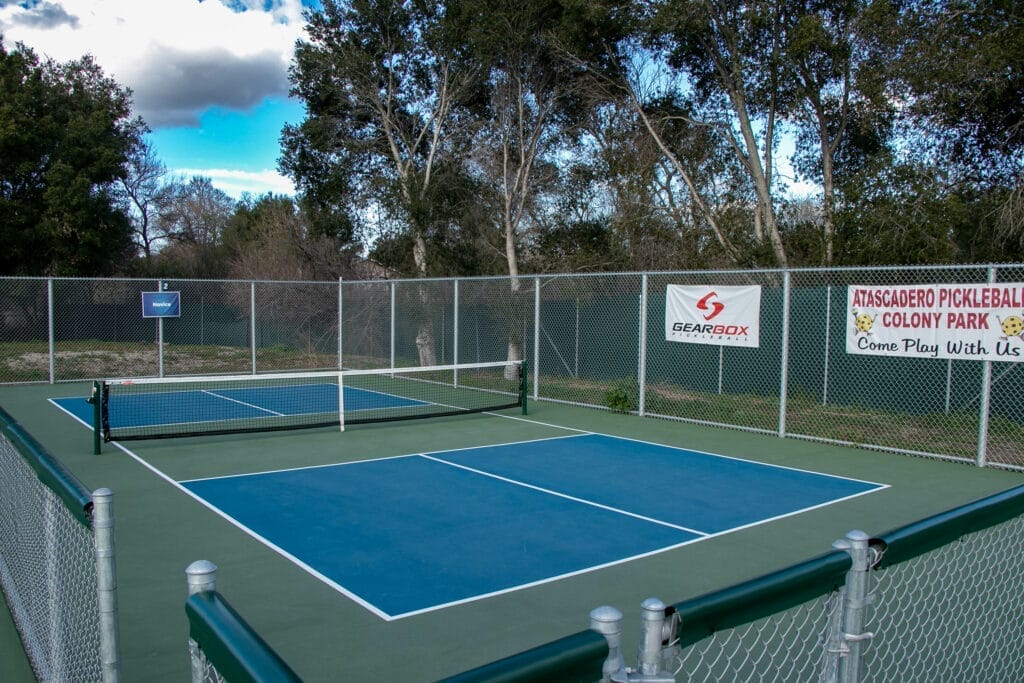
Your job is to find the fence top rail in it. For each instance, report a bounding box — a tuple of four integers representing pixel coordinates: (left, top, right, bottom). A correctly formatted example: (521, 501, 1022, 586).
(0, 276, 339, 285)
(5, 263, 1024, 287)
(671, 549, 852, 648)
(0, 404, 93, 526)
(438, 629, 608, 683)
(185, 591, 302, 683)
(871, 483, 1024, 569)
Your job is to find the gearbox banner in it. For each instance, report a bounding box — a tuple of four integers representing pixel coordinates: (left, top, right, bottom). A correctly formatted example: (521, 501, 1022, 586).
(665, 284, 761, 348)
(846, 283, 1024, 361)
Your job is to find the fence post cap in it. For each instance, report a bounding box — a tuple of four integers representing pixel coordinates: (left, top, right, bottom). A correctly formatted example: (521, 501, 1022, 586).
(185, 560, 217, 595)
(590, 605, 623, 634)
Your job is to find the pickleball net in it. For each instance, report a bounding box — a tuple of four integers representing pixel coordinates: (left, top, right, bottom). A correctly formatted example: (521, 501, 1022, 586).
(96, 360, 525, 441)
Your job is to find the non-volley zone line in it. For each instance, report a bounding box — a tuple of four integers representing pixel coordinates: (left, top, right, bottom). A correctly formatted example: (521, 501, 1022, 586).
(179, 433, 886, 620)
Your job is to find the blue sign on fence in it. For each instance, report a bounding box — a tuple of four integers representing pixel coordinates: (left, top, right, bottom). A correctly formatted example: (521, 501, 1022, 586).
(141, 291, 181, 318)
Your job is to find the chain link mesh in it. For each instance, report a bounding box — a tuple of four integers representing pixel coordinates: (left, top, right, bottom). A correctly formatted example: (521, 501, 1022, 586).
(671, 593, 839, 682)
(534, 274, 640, 408)
(254, 280, 339, 371)
(1, 269, 1022, 468)
(0, 428, 103, 682)
(861, 516, 1024, 682)
(341, 280, 392, 369)
(53, 278, 159, 380)
(189, 639, 228, 683)
(0, 277, 49, 383)
(161, 279, 251, 376)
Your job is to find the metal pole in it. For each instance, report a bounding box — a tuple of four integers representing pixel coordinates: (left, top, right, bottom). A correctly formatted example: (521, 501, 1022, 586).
(185, 561, 217, 683)
(453, 279, 459, 386)
(250, 282, 257, 374)
(92, 489, 121, 683)
(823, 285, 831, 405)
(718, 345, 724, 395)
(533, 277, 540, 401)
(157, 281, 164, 378)
(390, 281, 397, 370)
(47, 278, 55, 383)
(976, 267, 996, 466)
(638, 597, 666, 676)
(590, 606, 625, 683)
(945, 359, 953, 414)
(342, 278, 350, 370)
(575, 297, 580, 379)
(778, 271, 792, 437)
(638, 275, 648, 416)
(832, 530, 876, 683)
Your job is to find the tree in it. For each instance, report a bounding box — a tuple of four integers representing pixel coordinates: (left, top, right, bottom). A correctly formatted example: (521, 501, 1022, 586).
(120, 137, 171, 261)
(285, 0, 481, 364)
(147, 176, 235, 277)
(888, 0, 1023, 247)
(226, 193, 359, 281)
(0, 41, 140, 275)
(784, 0, 862, 265)
(651, 0, 792, 267)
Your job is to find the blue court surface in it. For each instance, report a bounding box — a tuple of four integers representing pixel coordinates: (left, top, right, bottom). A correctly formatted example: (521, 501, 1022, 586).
(178, 433, 885, 620)
(52, 383, 425, 430)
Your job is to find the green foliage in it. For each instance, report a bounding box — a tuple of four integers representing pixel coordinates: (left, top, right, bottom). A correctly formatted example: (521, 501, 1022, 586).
(604, 378, 638, 413)
(0, 42, 140, 275)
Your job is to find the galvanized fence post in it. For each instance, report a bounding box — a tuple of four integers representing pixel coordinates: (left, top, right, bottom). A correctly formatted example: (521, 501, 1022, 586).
(250, 282, 257, 374)
(47, 277, 55, 384)
(92, 488, 121, 682)
(533, 277, 541, 401)
(976, 266, 996, 466)
(186, 560, 218, 683)
(830, 530, 876, 683)
(638, 274, 648, 417)
(454, 279, 460, 385)
(778, 270, 792, 437)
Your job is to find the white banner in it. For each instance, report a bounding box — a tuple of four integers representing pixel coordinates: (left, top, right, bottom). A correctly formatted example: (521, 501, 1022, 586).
(846, 283, 1024, 362)
(665, 285, 761, 347)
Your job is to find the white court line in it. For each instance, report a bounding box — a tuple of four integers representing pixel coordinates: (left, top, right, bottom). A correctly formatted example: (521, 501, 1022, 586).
(421, 453, 709, 536)
(487, 411, 888, 489)
(51, 401, 888, 621)
(200, 390, 286, 416)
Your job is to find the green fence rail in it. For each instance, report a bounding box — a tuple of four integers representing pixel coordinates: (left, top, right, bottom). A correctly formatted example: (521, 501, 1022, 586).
(441, 484, 1024, 683)
(0, 405, 120, 681)
(184, 560, 301, 683)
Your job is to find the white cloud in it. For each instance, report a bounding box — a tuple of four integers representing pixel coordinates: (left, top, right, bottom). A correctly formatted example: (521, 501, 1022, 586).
(0, 0, 307, 128)
(174, 167, 296, 199)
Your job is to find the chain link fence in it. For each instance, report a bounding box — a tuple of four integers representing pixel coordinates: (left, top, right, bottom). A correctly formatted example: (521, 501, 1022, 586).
(445, 484, 1024, 683)
(0, 406, 119, 681)
(2, 267, 1023, 468)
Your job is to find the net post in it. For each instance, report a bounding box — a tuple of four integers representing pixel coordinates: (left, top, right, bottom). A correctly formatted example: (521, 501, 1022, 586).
(90, 381, 103, 455)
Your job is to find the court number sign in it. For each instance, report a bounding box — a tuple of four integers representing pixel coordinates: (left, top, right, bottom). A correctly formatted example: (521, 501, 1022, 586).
(846, 283, 1024, 361)
(141, 291, 181, 318)
(665, 285, 761, 348)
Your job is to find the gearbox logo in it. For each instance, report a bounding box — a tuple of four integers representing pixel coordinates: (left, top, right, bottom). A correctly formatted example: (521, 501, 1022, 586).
(696, 291, 725, 320)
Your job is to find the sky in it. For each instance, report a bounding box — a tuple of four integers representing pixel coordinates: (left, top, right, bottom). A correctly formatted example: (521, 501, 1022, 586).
(0, 0, 322, 198)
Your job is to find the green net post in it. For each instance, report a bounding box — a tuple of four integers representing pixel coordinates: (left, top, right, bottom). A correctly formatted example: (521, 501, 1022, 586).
(90, 381, 102, 455)
(521, 360, 529, 415)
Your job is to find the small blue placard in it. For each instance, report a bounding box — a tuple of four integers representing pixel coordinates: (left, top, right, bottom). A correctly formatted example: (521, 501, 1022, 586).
(142, 291, 181, 318)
